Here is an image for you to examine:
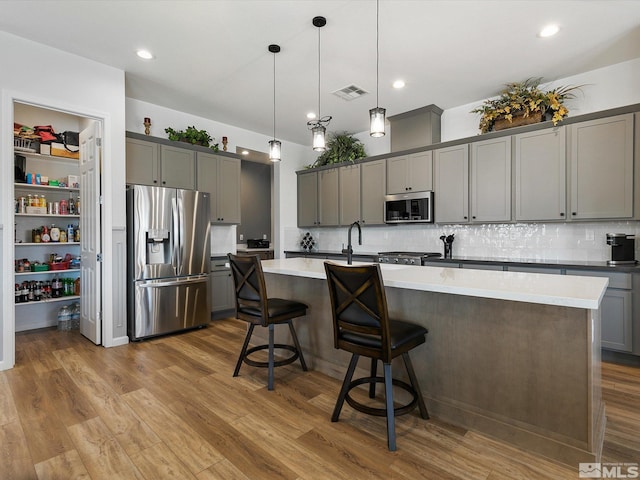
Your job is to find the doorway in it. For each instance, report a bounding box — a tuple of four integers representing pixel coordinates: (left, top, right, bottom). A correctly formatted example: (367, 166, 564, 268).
(10, 100, 103, 363)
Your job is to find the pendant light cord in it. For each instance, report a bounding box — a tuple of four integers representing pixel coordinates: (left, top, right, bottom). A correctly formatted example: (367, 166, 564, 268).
(376, 0, 379, 108)
(273, 50, 276, 140)
(317, 26, 321, 118)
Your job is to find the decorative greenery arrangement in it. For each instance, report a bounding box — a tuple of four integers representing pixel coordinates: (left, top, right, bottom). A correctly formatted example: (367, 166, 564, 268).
(308, 132, 367, 168)
(165, 126, 219, 151)
(471, 78, 582, 133)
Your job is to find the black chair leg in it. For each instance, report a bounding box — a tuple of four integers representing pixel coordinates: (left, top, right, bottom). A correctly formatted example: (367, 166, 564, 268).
(268, 323, 275, 391)
(332, 353, 359, 422)
(383, 362, 396, 451)
(288, 320, 308, 371)
(369, 358, 377, 398)
(234, 323, 255, 377)
(402, 352, 429, 419)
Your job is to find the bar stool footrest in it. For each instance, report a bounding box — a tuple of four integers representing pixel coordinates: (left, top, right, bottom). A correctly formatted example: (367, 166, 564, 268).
(345, 376, 418, 417)
(243, 344, 300, 369)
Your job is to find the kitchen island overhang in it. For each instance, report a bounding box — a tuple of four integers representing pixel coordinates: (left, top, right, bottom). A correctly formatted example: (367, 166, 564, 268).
(258, 258, 608, 466)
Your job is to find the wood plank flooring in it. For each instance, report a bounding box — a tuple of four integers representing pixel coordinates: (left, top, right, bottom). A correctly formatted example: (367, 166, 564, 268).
(1, 318, 639, 479)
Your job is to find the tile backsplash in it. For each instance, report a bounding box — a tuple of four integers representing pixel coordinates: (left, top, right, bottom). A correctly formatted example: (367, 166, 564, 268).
(286, 222, 640, 262)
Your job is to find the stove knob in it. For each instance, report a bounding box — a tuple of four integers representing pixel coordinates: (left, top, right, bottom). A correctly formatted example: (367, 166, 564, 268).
(394, 258, 399, 264)
(409, 259, 416, 265)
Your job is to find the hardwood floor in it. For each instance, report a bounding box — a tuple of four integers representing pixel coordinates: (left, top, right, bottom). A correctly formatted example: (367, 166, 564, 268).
(2, 318, 639, 479)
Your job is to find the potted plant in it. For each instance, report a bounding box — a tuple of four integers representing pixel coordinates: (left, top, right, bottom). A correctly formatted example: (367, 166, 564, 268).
(165, 126, 219, 151)
(308, 131, 366, 168)
(471, 78, 582, 133)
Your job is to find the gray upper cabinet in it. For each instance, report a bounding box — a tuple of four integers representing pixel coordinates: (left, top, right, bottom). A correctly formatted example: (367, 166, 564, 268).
(434, 144, 469, 223)
(569, 113, 634, 220)
(361, 159, 386, 225)
(297, 171, 319, 227)
(161, 145, 196, 190)
(470, 137, 511, 222)
(514, 127, 566, 221)
(386, 151, 433, 194)
(196, 152, 241, 224)
(319, 169, 339, 226)
(126, 138, 159, 185)
(126, 138, 195, 189)
(339, 164, 361, 226)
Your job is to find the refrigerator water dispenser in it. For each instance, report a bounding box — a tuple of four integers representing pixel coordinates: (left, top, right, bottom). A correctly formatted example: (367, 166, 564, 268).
(145, 229, 171, 264)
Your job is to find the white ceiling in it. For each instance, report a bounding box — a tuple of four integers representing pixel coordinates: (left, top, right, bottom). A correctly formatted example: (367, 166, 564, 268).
(2, 1, 640, 147)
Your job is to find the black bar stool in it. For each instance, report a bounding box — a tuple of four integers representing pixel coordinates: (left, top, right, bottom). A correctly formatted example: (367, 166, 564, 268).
(228, 253, 308, 390)
(323, 261, 429, 451)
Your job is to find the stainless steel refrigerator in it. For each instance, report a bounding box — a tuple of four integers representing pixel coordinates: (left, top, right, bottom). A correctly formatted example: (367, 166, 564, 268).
(126, 184, 211, 340)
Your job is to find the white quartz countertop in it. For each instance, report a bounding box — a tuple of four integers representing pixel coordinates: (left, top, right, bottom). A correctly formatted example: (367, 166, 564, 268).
(261, 258, 608, 309)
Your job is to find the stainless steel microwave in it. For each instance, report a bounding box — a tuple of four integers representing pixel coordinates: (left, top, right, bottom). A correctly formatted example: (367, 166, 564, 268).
(384, 191, 434, 224)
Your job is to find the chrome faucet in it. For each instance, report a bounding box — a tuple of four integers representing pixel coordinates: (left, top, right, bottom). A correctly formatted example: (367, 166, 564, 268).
(342, 221, 362, 265)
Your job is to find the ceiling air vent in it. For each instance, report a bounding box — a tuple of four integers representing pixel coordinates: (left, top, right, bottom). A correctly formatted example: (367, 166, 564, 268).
(332, 84, 369, 101)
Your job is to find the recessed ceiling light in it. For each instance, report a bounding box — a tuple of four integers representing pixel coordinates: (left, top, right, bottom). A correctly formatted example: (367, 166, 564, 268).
(393, 80, 405, 89)
(306, 112, 317, 120)
(136, 49, 154, 60)
(539, 24, 560, 38)
(241, 150, 249, 155)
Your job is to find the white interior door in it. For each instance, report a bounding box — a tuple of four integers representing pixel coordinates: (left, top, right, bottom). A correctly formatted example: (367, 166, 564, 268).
(79, 121, 102, 344)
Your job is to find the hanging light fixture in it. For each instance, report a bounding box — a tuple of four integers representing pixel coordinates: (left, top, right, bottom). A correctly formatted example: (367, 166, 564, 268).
(307, 16, 331, 151)
(268, 44, 281, 162)
(369, 0, 386, 137)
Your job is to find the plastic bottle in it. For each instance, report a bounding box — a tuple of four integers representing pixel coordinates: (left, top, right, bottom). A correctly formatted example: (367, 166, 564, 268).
(57, 305, 72, 331)
(71, 302, 80, 329)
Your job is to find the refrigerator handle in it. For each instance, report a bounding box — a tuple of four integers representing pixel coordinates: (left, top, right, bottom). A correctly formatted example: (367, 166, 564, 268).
(172, 196, 180, 275)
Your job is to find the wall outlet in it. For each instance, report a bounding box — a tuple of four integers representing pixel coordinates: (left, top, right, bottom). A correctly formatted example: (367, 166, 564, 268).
(239, 234, 243, 241)
(263, 234, 267, 240)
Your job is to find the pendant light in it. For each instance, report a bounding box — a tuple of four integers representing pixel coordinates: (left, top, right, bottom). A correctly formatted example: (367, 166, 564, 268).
(268, 44, 281, 162)
(307, 16, 331, 151)
(369, 0, 386, 137)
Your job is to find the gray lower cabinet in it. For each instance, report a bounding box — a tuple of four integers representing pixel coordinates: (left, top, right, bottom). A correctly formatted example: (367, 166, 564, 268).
(434, 144, 469, 223)
(386, 151, 433, 194)
(126, 138, 196, 189)
(569, 113, 634, 220)
(197, 152, 241, 224)
(565, 269, 633, 352)
(339, 164, 361, 226)
(361, 159, 386, 225)
(211, 259, 234, 313)
(470, 137, 511, 222)
(514, 127, 566, 221)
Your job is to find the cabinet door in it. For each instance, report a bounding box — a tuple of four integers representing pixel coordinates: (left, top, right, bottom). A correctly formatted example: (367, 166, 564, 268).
(161, 145, 196, 189)
(569, 114, 634, 219)
(515, 128, 566, 221)
(211, 270, 235, 312)
(297, 172, 318, 227)
(339, 164, 361, 225)
(470, 137, 511, 222)
(386, 155, 408, 194)
(600, 289, 632, 352)
(217, 156, 241, 224)
(126, 138, 159, 185)
(196, 152, 218, 223)
(361, 159, 386, 225)
(408, 151, 433, 191)
(434, 144, 469, 223)
(319, 169, 339, 226)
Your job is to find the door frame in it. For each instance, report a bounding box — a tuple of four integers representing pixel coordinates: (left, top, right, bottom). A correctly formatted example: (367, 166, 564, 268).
(1, 89, 114, 370)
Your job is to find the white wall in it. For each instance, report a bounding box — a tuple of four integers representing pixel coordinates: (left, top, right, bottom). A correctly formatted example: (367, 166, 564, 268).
(290, 58, 640, 261)
(0, 31, 127, 370)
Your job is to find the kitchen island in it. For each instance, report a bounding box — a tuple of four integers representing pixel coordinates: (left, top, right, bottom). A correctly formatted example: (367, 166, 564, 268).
(259, 257, 609, 466)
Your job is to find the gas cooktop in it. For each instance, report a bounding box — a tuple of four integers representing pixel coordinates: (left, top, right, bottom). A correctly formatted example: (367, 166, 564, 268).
(377, 251, 442, 265)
